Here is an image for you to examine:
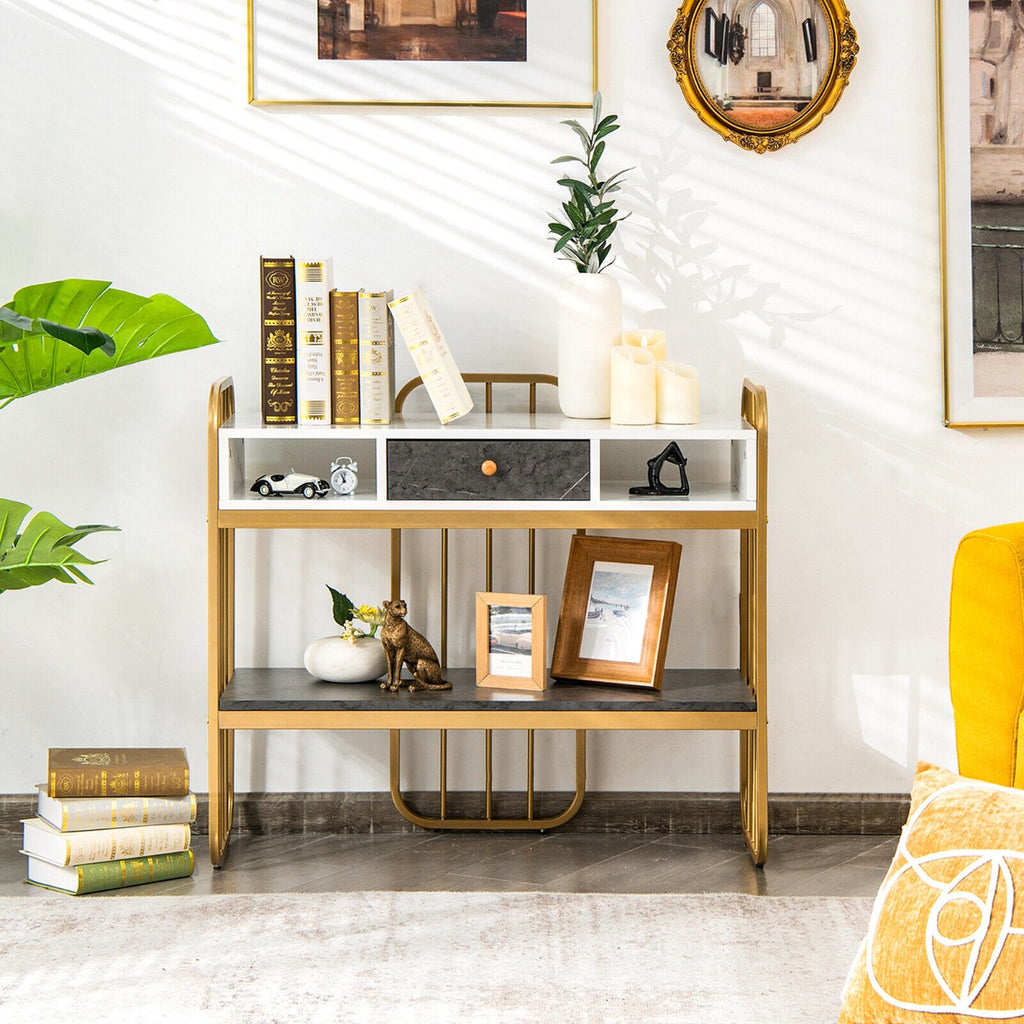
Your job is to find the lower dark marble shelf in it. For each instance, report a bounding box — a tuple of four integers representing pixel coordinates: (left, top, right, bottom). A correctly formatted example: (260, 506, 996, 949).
(220, 667, 756, 713)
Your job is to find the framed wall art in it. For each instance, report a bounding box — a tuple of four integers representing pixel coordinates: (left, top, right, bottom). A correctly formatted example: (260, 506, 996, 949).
(939, 0, 1024, 426)
(247, 0, 597, 107)
(550, 535, 681, 690)
(475, 592, 547, 690)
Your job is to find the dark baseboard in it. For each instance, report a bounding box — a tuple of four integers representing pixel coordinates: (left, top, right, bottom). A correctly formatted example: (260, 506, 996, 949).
(0, 790, 909, 837)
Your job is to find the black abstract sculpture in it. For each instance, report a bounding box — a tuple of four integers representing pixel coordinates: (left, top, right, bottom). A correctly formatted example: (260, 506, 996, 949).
(629, 441, 690, 497)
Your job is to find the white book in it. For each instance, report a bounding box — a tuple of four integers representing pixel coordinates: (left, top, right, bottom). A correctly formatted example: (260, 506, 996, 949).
(36, 784, 197, 831)
(296, 259, 333, 425)
(388, 289, 473, 424)
(358, 289, 395, 425)
(21, 816, 191, 867)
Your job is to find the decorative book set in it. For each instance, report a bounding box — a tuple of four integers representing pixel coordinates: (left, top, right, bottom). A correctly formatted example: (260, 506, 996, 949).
(260, 257, 472, 427)
(21, 748, 196, 895)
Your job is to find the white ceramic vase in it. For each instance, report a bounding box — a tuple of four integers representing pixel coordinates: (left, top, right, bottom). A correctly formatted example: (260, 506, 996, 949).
(303, 635, 387, 683)
(557, 272, 623, 419)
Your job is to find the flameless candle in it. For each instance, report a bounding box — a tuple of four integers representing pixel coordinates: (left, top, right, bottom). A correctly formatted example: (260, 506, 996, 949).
(610, 345, 656, 425)
(656, 362, 700, 424)
(622, 329, 667, 363)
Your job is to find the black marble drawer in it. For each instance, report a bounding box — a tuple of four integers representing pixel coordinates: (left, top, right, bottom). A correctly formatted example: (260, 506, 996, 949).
(387, 439, 591, 501)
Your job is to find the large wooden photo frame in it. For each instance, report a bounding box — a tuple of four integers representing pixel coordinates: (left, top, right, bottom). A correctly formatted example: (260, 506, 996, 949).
(939, 0, 1024, 426)
(550, 535, 681, 690)
(248, 0, 597, 107)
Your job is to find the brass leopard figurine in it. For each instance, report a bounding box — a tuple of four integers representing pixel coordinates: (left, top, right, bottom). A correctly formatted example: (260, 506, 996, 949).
(379, 599, 452, 693)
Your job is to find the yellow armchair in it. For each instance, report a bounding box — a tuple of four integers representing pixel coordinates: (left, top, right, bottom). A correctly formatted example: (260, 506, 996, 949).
(949, 522, 1024, 789)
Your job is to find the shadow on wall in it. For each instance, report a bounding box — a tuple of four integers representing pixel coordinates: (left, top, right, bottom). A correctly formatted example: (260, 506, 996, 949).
(618, 134, 830, 416)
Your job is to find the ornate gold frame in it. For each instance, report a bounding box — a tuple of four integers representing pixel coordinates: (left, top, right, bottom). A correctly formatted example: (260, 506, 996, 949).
(666, 0, 858, 153)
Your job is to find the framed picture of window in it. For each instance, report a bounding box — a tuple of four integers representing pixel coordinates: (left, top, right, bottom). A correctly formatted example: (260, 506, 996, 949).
(476, 592, 547, 690)
(939, 0, 1024, 426)
(248, 0, 597, 107)
(550, 535, 681, 690)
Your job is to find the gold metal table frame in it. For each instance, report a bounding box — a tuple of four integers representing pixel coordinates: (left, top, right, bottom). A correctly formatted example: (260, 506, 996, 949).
(207, 377, 768, 866)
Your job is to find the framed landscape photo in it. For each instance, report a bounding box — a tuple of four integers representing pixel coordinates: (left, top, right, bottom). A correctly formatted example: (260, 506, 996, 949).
(476, 592, 547, 690)
(248, 0, 597, 107)
(939, 0, 1024, 426)
(550, 535, 681, 690)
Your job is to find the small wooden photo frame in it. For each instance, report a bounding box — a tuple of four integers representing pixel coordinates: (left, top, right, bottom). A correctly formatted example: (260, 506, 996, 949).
(475, 592, 548, 691)
(551, 535, 682, 690)
(475, 593, 548, 688)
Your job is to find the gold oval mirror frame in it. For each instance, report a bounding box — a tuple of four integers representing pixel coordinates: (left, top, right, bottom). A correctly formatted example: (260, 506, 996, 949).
(667, 0, 858, 153)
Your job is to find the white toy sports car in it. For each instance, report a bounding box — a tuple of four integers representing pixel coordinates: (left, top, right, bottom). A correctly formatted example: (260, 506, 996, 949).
(250, 471, 330, 499)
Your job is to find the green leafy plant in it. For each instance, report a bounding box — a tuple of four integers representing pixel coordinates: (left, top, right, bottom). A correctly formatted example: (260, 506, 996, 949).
(0, 279, 219, 409)
(0, 278, 220, 593)
(327, 586, 385, 642)
(0, 500, 117, 594)
(548, 92, 632, 274)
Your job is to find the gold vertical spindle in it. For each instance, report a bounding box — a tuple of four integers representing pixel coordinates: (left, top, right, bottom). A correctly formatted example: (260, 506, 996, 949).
(440, 528, 448, 668)
(527, 730, 535, 820)
(528, 529, 536, 595)
(485, 381, 493, 413)
(485, 730, 493, 820)
(439, 730, 448, 821)
(485, 530, 493, 591)
(529, 382, 537, 413)
(390, 529, 402, 601)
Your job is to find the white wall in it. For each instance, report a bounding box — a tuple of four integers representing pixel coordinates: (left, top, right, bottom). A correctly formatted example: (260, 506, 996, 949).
(0, 0, 1006, 797)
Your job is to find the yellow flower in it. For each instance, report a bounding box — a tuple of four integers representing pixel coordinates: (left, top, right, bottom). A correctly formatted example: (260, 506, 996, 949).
(356, 604, 385, 627)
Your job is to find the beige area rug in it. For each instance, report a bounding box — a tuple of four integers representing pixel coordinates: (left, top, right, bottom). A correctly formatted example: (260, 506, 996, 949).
(0, 892, 871, 1023)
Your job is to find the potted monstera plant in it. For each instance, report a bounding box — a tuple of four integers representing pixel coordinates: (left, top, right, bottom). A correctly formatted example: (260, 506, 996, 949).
(0, 279, 220, 595)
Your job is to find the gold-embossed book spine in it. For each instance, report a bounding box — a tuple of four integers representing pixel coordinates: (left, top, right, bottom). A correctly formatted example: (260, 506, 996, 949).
(260, 256, 298, 424)
(296, 259, 333, 425)
(25, 849, 195, 894)
(35, 786, 197, 831)
(358, 290, 395, 425)
(330, 289, 361, 425)
(47, 748, 190, 798)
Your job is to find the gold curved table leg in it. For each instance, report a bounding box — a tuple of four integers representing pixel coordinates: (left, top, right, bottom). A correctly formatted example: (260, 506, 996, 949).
(389, 729, 587, 830)
(740, 727, 768, 865)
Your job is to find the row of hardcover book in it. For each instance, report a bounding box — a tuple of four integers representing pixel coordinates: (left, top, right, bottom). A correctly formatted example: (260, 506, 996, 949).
(21, 747, 196, 895)
(260, 256, 473, 427)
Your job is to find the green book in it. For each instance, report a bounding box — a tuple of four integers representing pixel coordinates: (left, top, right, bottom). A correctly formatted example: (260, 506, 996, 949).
(24, 849, 194, 895)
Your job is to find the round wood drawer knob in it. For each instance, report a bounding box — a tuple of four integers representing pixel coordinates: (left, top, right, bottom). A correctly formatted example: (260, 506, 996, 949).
(481, 459, 498, 477)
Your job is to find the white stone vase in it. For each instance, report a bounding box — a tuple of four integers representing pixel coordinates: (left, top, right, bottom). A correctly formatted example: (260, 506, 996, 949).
(303, 635, 387, 683)
(557, 272, 623, 419)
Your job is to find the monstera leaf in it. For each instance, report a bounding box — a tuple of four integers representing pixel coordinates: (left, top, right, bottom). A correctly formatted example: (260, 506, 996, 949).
(0, 279, 220, 407)
(0, 499, 118, 594)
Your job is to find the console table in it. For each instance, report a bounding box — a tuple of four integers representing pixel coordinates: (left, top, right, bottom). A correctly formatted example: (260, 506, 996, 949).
(207, 376, 768, 865)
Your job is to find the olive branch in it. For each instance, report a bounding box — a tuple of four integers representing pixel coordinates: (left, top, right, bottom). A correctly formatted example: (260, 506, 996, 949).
(548, 92, 632, 274)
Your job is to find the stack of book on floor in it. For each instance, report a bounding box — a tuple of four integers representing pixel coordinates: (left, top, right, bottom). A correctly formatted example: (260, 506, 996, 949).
(21, 747, 197, 895)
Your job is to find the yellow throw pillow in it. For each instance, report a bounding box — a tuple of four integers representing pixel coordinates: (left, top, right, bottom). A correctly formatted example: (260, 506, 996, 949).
(839, 762, 1024, 1023)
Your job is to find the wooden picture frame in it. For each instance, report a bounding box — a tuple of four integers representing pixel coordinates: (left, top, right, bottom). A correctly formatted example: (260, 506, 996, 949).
(938, 0, 1024, 426)
(248, 0, 597, 108)
(550, 535, 681, 690)
(475, 592, 547, 690)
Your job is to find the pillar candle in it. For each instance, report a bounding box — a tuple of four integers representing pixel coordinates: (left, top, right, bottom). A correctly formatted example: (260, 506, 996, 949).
(622, 329, 667, 363)
(610, 346, 656, 425)
(656, 362, 700, 424)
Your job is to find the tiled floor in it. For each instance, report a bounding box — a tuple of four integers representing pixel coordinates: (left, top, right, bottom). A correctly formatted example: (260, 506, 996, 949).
(0, 831, 898, 898)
